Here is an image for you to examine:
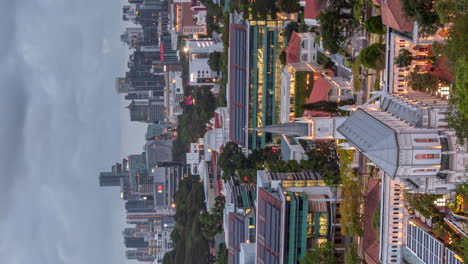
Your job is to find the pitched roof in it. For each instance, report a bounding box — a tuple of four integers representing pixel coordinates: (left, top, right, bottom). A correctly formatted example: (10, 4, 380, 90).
(337, 109, 399, 177)
(304, 0, 327, 20)
(182, 2, 197, 27)
(286, 31, 301, 64)
(381, 0, 414, 32)
(308, 75, 331, 103)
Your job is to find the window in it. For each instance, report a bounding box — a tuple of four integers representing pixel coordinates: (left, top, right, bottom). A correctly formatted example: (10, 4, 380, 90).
(301, 54, 308, 62)
(415, 138, 439, 143)
(415, 154, 440, 159)
(413, 169, 437, 172)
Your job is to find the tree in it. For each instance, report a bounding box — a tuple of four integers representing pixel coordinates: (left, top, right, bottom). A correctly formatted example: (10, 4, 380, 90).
(318, 11, 346, 54)
(218, 141, 248, 180)
(364, 15, 385, 34)
(402, 0, 440, 35)
(208, 51, 221, 72)
(461, 237, 468, 263)
(279, 50, 286, 65)
(409, 72, 439, 92)
(447, 97, 468, 145)
(446, 14, 468, 67)
(358, 43, 386, 70)
(215, 243, 228, 264)
(284, 22, 299, 42)
(403, 192, 440, 218)
(455, 57, 468, 120)
(341, 177, 364, 236)
(394, 49, 413, 67)
(300, 242, 336, 264)
(435, 0, 458, 24)
(277, 0, 301, 13)
(344, 241, 362, 264)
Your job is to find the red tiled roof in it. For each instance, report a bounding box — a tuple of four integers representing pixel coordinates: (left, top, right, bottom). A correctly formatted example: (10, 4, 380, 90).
(381, 0, 413, 32)
(182, 2, 197, 27)
(303, 110, 332, 117)
(363, 179, 381, 264)
(372, 0, 381, 6)
(303, 0, 327, 20)
(308, 75, 331, 103)
(286, 31, 301, 64)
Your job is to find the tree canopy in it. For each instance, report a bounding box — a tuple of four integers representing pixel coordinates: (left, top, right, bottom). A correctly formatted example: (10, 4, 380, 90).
(401, 0, 440, 35)
(300, 242, 335, 264)
(318, 11, 346, 54)
(409, 72, 439, 93)
(208, 51, 221, 72)
(218, 142, 248, 179)
(277, 0, 301, 13)
(435, 0, 459, 24)
(358, 43, 386, 70)
(394, 49, 413, 67)
(168, 176, 210, 264)
(455, 57, 468, 119)
(364, 15, 385, 34)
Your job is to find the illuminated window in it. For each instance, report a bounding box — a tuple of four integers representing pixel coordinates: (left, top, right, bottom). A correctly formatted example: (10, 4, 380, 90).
(413, 169, 437, 172)
(415, 138, 439, 143)
(415, 154, 440, 159)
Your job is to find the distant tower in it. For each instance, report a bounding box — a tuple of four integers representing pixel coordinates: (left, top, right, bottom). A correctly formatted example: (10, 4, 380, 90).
(120, 28, 144, 48)
(127, 100, 166, 123)
(99, 171, 127, 187)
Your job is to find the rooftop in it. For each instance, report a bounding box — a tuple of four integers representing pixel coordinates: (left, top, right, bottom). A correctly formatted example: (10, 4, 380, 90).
(337, 109, 399, 177)
(380, 0, 414, 32)
(303, 0, 327, 20)
(308, 75, 332, 103)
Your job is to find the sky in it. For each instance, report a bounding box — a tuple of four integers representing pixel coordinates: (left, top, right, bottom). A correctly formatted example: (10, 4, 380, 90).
(0, 0, 146, 263)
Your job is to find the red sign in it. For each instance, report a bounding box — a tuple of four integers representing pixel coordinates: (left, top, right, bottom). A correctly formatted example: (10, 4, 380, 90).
(157, 185, 163, 193)
(160, 43, 164, 62)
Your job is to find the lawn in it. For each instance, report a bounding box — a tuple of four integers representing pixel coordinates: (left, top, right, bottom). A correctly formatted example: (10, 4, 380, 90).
(294, 71, 315, 117)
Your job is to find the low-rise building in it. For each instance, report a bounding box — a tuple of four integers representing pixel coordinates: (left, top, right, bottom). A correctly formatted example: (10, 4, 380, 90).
(187, 38, 223, 87)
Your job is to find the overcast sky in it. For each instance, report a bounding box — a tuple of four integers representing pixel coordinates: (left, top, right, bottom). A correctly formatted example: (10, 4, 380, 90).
(0, 0, 146, 263)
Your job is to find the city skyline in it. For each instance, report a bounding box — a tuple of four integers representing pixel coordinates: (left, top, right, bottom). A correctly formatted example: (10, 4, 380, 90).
(0, 0, 146, 263)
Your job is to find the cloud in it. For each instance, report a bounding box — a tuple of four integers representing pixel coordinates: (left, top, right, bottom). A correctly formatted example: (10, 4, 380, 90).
(0, 0, 135, 263)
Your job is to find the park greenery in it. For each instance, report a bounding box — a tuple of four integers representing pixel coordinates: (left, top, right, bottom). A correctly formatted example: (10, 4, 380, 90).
(200, 196, 225, 240)
(403, 192, 440, 218)
(394, 49, 413, 67)
(172, 85, 216, 162)
(364, 15, 385, 35)
(442, 14, 468, 144)
(163, 176, 210, 264)
(344, 241, 362, 264)
(358, 43, 386, 70)
(318, 11, 347, 54)
(409, 72, 439, 93)
(295, 72, 315, 117)
(300, 241, 335, 264)
(337, 146, 364, 237)
(401, 0, 440, 35)
(218, 142, 280, 181)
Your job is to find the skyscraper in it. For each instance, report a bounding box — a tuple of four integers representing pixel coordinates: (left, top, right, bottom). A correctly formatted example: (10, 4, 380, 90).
(127, 100, 166, 123)
(99, 171, 127, 187)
